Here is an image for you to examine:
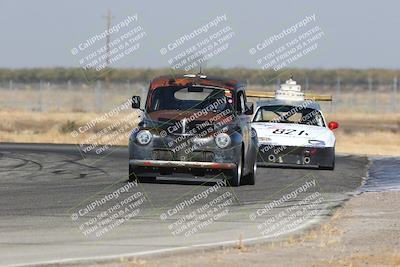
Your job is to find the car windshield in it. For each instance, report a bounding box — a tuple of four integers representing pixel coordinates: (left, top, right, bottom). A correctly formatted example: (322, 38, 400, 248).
(253, 105, 325, 127)
(146, 86, 233, 112)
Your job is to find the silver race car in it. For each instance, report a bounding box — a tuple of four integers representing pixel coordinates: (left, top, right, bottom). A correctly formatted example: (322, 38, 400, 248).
(250, 78, 338, 170)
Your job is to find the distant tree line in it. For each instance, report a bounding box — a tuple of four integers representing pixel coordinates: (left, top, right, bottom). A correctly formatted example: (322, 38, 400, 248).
(0, 67, 398, 86)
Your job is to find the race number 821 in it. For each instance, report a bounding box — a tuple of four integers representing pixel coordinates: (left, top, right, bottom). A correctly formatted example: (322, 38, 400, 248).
(272, 129, 308, 136)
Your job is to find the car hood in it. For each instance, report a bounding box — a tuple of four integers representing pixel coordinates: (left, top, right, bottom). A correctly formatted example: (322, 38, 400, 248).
(147, 110, 232, 122)
(251, 122, 335, 147)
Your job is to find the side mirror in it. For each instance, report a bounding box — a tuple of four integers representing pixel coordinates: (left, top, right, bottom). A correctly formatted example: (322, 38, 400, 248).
(244, 103, 254, 115)
(328, 121, 339, 130)
(131, 96, 141, 109)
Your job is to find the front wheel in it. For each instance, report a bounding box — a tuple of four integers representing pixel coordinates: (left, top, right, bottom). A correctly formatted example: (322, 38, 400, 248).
(228, 149, 243, 187)
(325, 157, 335, 170)
(242, 160, 256, 185)
(320, 148, 335, 170)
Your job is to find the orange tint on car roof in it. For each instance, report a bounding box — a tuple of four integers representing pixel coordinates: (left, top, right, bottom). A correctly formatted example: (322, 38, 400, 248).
(149, 75, 242, 91)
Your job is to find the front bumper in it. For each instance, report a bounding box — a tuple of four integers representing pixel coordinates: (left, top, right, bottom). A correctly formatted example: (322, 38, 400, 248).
(129, 134, 242, 178)
(257, 145, 334, 168)
(129, 159, 236, 178)
(129, 159, 236, 169)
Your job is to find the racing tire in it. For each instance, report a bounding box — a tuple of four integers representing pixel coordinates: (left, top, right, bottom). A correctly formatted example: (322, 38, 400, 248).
(327, 157, 335, 170)
(242, 160, 257, 185)
(228, 149, 243, 187)
(320, 155, 335, 170)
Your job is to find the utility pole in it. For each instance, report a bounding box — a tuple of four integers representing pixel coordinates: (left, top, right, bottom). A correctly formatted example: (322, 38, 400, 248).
(394, 76, 398, 112)
(102, 9, 114, 87)
(368, 77, 372, 113)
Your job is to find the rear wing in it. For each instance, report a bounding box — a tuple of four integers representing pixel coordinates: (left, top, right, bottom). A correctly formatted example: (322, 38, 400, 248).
(246, 90, 332, 101)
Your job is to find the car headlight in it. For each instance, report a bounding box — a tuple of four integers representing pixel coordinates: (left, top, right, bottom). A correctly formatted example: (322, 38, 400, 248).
(308, 140, 325, 146)
(215, 133, 231, 148)
(136, 130, 152, 145)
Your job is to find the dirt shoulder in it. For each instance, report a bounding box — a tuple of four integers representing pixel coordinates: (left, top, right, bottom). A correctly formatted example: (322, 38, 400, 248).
(77, 191, 400, 267)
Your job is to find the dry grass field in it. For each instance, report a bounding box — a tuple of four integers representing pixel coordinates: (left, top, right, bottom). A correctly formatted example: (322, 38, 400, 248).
(0, 83, 398, 155)
(0, 110, 398, 156)
(326, 113, 400, 155)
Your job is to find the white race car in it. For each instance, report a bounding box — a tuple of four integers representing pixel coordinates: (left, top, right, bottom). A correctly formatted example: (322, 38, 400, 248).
(250, 78, 338, 170)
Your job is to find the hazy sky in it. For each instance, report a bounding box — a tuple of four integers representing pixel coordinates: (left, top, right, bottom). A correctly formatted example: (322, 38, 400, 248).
(1, 0, 399, 69)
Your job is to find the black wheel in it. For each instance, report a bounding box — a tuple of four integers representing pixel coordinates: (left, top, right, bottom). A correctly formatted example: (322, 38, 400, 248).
(229, 149, 243, 187)
(243, 160, 257, 185)
(329, 148, 336, 170)
(320, 153, 335, 170)
(327, 157, 335, 170)
(129, 165, 155, 183)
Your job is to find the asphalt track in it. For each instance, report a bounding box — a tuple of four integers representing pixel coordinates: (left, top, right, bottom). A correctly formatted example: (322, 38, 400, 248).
(0, 143, 368, 266)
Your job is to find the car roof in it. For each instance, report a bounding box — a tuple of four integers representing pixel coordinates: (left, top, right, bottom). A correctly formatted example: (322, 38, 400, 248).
(149, 74, 245, 91)
(256, 99, 321, 110)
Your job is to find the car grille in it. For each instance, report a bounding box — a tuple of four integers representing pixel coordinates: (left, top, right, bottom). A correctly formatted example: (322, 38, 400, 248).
(157, 118, 214, 135)
(152, 149, 174, 161)
(190, 151, 214, 162)
(152, 149, 214, 162)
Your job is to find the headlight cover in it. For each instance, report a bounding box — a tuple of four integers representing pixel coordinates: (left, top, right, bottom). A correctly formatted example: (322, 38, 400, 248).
(136, 130, 152, 145)
(215, 133, 231, 148)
